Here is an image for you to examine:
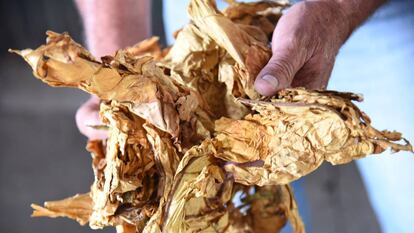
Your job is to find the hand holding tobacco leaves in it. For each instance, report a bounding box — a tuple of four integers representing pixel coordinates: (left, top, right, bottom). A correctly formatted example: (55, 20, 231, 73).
(11, 0, 412, 233)
(254, 0, 386, 95)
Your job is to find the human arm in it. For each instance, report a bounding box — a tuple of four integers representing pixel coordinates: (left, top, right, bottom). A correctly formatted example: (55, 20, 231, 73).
(74, 0, 151, 139)
(254, 0, 386, 96)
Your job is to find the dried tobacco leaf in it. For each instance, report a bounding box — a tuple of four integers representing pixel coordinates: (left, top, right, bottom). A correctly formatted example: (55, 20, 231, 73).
(188, 0, 273, 100)
(31, 193, 92, 225)
(11, 31, 214, 147)
(230, 185, 304, 233)
(211, 89, 412, 185)
(11, 0, 412, 232)
(162, 142, 232, 232)
(223, 0, 288, 37)
(88, 102, 159, 229)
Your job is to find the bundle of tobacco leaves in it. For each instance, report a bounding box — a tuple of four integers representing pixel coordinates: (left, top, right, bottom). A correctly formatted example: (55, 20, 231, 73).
(11, 0, 412, 232)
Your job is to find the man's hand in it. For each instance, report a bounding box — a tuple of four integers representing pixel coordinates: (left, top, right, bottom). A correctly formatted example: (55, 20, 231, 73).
(74, 0, 151, 139)
(255, 0, 385, 96)
(75, 96, 108, 140)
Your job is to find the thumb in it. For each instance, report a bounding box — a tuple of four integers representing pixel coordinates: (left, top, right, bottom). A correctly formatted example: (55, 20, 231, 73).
(255, 47, 305, 96)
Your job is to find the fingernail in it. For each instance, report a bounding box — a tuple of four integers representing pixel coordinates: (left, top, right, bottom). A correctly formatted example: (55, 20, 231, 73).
(261, 74, 279, 89)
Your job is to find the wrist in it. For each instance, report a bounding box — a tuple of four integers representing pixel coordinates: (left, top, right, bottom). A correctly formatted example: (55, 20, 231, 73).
(333, 0, 386, 38)
(305, 0, 385, 45)
(303, 0, 354, 46)
(75, 0, 151, 57)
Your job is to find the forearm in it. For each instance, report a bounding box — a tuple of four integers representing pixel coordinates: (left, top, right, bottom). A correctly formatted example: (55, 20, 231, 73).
(302, 0, 385, 46)
(75, 0, 151, 57)
(255, 0, 386, 94)
(335, 0, 386, 38)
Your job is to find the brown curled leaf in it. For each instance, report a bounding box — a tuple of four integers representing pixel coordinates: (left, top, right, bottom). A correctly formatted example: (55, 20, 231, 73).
(211, 89, 412, 185)
(31, 193, 93, 225)
(11, 0, 411, 232)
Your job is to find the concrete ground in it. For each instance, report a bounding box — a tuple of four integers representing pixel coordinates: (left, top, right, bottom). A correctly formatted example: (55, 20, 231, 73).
(0, 0, 381, 232)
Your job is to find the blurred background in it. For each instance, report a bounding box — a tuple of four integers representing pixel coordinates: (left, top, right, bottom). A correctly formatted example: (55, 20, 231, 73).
(0, 0, 382, 233)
